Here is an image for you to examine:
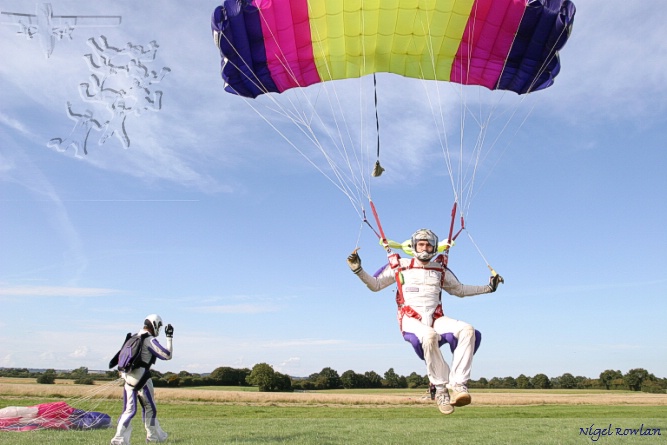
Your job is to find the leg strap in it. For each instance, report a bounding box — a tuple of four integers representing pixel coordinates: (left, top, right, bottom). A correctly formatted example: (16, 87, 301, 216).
(403, 330, 482, 361)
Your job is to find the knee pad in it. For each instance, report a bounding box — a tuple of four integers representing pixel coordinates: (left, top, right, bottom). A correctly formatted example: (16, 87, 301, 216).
(424, 330, 440, 347)
(460, 325, 475, 340)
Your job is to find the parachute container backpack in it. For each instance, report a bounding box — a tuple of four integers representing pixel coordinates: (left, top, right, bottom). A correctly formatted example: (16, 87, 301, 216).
(116, 332, 149, 372)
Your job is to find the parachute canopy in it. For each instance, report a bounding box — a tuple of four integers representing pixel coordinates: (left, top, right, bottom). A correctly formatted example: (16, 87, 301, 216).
(0, 402, 111, 432)
(212, 0, 576, 98)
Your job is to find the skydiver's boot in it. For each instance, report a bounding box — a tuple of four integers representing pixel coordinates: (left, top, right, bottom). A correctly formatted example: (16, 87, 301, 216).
(110, 423, 131, 445)
(448, 383, 471, 407)
(435, 386, 454, 415)
(146, 419, 168, 443)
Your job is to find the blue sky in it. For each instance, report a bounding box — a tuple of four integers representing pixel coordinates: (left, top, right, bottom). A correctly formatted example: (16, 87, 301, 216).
(1, 0, 665, 381)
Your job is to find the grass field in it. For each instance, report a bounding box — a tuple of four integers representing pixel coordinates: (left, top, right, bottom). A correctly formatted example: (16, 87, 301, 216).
(0, 379, 665, 444)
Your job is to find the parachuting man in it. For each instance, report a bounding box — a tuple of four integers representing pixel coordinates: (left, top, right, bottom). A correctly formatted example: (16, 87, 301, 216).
(110, 314, 173, 444)
(347, 229, 502, 414)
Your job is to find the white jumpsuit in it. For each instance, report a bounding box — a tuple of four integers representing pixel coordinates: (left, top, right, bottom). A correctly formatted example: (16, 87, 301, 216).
(355, 257, 491, 386)
(111, 329, 173, 445)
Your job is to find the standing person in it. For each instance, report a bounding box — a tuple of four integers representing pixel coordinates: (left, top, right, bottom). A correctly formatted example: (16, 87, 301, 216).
(347, 229, 502, 415)
(110, 314, 174, 444)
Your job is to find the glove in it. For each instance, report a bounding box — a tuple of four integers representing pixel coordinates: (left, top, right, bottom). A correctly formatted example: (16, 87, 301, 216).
(165, 324, 174, 338)
(489, 274, 504, 292)
(347, 248, 362, 274)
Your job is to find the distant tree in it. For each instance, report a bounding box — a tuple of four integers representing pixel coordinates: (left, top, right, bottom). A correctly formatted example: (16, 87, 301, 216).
(624, 368, 650, 392)
(317, 367, 342, 390)
(273, 372, 293, 392)
(640, 379, 664, 394)
(599, 369, 623, 390)
(406, 372, 427, 388)
(559, 373, 577, 389)
(165, 375, 180, 387)
(383, 368, 400, 388)
(71, 367, 94, 385)
(292, 379, 315, 391)
(246, 363, 275, 392)
(2, 368, 31, 378)
(488, 377, 503, 388)
(364, 371, 383, 388)
(179, 376, 194, 387)
(70, 367, 89, 379)
(516, 374, 533, 389)
(210, 366, 250, 386)
(574, 376, 590, 389)
(502, 376, 517, 389)
(577, 377, 602, 389)
(36, 369, 57, 384)
(341, 370, 363, 389)
(531, 373, 551, 389)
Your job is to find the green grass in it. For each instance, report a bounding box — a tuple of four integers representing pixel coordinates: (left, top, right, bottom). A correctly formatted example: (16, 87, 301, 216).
(0, 396, 664, 444)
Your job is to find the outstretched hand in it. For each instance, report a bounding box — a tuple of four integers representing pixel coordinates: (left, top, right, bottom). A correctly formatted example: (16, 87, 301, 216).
(489, 274, 504, 292)
(165, 324, 174, 338)
(347, 248, 362, 274)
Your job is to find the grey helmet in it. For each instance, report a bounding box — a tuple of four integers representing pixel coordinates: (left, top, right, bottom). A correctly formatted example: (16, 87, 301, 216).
(411, 228, 438, 261)
(144, 314, 163, 336)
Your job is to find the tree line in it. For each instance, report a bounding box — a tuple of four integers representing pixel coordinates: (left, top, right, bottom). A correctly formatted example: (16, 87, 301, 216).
(2, 366, 665, 394)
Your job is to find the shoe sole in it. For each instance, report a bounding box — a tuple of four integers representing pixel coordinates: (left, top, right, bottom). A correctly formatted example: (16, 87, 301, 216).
(451, 393, 471, 407)
(438, 405, 455, 415)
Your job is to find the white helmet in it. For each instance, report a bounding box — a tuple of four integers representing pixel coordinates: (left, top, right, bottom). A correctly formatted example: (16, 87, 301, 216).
(411, 228, 438, 261)
(144, 314, 163, 336)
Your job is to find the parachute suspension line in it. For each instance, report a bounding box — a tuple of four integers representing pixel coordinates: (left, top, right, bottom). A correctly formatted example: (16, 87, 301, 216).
(416, 9, 474, 217)
(238, 95, 366, 220)
(416, 13, 459, 206)
(465, 15, 576, 206)
(456, 0, 481, 213)
(219, 6, 372, 220)
(216, 5, 370, 219)
(414, 1, 482, 230)
(461, 17, 575, 211)
(355, 219, 365, 249)
(459, 0, 489, 217)
(466, 230, 501, 278)
(256, 7, 364, 195)
(303, 3, 373, 208)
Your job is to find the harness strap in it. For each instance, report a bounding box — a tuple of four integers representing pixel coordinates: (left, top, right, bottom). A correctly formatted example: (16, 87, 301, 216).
(395, 256, 448, 330)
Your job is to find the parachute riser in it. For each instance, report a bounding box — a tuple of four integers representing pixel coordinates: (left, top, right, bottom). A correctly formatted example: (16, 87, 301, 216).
(364, 200, 464, 258)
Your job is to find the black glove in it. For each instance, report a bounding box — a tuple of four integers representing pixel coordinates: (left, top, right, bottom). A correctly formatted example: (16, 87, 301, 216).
(347, 248, 362, 274)
(165, 324, 174, 338)
(489, 274, 504, 292)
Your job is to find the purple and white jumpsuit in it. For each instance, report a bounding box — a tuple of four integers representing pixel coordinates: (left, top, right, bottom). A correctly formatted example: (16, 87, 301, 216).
(111, 328, 172, 445)
(355, 257, 491, 387)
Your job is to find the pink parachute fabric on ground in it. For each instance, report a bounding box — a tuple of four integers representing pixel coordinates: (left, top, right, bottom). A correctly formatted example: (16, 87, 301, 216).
(0, 401, 111, 432)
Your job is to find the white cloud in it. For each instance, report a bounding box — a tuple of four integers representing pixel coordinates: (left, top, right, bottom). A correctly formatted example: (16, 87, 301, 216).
(69, 346, 89, 358)
(190, 303, 280, 314)
(0, 111, 31, 135)
(0, 285, 119, 298)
